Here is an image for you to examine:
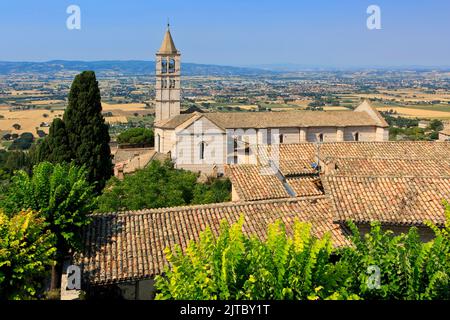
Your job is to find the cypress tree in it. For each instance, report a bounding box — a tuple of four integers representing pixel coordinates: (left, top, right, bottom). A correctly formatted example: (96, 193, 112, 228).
(45, 118, 73, 163)
(63, 71, 112, 192)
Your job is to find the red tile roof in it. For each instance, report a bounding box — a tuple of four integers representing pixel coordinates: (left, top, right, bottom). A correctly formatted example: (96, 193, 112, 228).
(77, 197, 349, 285)
(323, 175, 450, 227)
(225, 164, 290, 201)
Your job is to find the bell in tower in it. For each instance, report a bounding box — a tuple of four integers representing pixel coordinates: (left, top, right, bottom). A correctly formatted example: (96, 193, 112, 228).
(155, 23, 181, 123)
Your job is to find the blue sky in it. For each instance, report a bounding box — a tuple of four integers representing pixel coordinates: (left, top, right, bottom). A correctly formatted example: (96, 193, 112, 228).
(1, 0, 449, 67)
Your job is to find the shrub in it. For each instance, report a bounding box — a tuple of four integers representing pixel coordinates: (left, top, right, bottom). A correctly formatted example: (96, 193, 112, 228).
(0, 210, 56, 300)
(117, 127, 154, 146)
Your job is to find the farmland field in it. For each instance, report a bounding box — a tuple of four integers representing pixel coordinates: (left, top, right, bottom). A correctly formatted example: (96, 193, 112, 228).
(0, 102, 148, 137)
(376, 106, 450, 119)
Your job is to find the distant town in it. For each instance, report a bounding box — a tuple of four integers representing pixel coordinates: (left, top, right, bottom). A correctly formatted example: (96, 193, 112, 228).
(1, 61, 450, 150)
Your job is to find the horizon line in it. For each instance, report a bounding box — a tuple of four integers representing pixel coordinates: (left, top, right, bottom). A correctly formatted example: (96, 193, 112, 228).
(1, 59, 450, 70)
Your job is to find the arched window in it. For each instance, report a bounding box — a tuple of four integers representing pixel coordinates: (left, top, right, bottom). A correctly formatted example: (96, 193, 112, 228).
(200, 141, 206, 160)
(169, 58, 175, 73)
(161, 59, 168, 73)
(354, 132, 360, 141)
(318, 133, 324, 142)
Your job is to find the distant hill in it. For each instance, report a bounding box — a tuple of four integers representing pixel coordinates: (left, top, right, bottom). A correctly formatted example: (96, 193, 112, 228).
(0, 60, 277, 77)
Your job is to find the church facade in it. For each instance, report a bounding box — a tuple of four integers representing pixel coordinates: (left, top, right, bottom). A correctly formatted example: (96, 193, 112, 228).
(153, 27, 390, 175)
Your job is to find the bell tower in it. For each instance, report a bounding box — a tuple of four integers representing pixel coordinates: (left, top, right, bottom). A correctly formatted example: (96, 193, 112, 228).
(155, 23, 181, 122)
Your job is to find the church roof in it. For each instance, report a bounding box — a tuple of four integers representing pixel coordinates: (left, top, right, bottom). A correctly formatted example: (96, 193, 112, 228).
(157, 26, 178, 55)
(354, 99, 389, 127)
(155, 109, 386, 130)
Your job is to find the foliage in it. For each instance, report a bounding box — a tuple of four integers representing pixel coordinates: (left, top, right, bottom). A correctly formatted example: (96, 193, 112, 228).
(382, 112, 444, 141)
(156, 203, 450, 300)
(117, 127, 154, 146)
(34, 118, 72, 164)
(0, 210, 56, 300)
(155, 217, 349, 300)
(8, 132, 34, 150)
(192, 178, 232, 204)
(97, 160, 231, 212)
(427, 119, 444, 132)
(381, 112, 419, 128)
(389, 126, 429, 141)
(0, 162, 96, 255)
(0, 150, 31, 188)
(37, 71, 112, 192)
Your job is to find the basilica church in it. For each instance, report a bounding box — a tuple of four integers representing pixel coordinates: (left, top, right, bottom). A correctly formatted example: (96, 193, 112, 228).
(153, 26, 389, 175)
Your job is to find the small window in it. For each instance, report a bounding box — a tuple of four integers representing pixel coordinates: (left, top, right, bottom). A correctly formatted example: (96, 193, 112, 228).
(244, 142, 250, 156)
(279, 134, 284, 144)
(200, 141, 206, 160)
(161, 59, 168, 73)
(318, 133, 324, 142)
(354, 132, 359, 141)
(169, 59, 175, 73)
(233, 138, 238, 164)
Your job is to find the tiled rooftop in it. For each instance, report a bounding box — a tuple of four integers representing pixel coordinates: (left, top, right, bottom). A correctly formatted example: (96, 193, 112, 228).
(323, 175, 450, 227)
(325, 158, 450, 177)
(155, 109, 385, 129)
(78, 141, 450, 285)
(77, 197, 348, 285)
(287, 176, 324, 197)
(254, 142, 450, 178)
(225, 164, 290, 201)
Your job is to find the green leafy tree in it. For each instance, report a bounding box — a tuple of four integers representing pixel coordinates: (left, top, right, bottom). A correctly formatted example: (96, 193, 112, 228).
(117, 127, 154, 146)
(155, 217, 350, 300)
(192, 178, 231, 204)
(97, 160, 231, 212)
(98, 160, 197, 211)
(427, 119, 444, 132)
(336, 215, 450, 299)
(0, 210, 56, 300)
(155, 202, 450, 300)
(0, 161, 97, 289)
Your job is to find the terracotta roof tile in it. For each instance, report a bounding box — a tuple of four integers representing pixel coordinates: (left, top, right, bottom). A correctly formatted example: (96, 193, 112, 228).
(323, 176, 450, 226)
(326, 158, 450, 177)
(76, 197, 349, 285)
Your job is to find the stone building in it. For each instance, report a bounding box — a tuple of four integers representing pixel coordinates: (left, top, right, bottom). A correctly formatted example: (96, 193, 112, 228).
(153, 27, 390, 175)
(75, 141, 450, 299)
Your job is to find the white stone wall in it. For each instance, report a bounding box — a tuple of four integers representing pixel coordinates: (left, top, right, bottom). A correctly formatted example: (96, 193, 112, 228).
(154, 128, 175, 154)
(279, 127, 300, 144)
(157, 118, 390, 175)
(376, 127, 389, 141)
(343, 126, 377, 141)
(306, 127, 338, 142)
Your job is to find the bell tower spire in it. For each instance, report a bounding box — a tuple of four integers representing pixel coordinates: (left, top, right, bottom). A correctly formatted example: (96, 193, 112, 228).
(155, 23, 181, 123)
